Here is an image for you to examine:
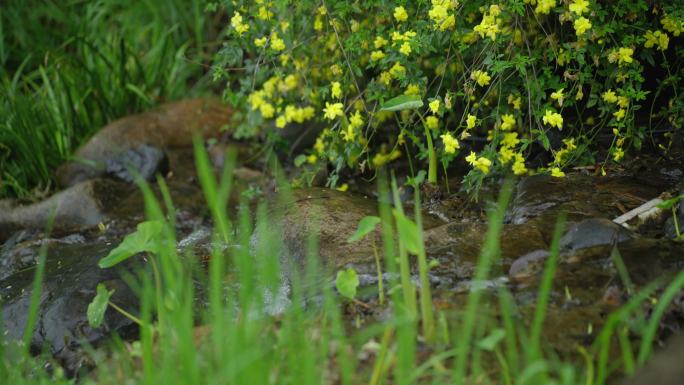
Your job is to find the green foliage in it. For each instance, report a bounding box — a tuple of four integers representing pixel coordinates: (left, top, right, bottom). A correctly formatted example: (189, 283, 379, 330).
(216, 0, 684, 192)
(335, 268, 360, 300)
(0, 0, 214, 198)
(98, 220, 163, 268)
(347, 215, 381, 243)
(3, 144, 684, 385)
(87, 284, 114, 328)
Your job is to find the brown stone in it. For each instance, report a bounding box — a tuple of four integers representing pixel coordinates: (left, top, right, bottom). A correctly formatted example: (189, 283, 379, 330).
(56, 98, 232, 187)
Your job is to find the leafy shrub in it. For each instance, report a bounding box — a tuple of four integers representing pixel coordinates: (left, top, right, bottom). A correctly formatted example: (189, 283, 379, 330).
(214, 0, 684, 192)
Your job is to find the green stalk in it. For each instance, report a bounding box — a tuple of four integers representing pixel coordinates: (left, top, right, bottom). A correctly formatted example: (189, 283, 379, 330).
(425, 125, 438, 184)
(417, 115, 438, 185)
(413, 187, 435, 342)
(391, 177, 417, 318)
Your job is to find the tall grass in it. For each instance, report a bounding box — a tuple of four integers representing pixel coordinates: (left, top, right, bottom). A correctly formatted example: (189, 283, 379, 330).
(0, 0, 217, 198)
(2, 143, 684, 384)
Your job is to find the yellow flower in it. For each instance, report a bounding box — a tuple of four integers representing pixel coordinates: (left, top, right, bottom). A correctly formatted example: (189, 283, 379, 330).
(230, 12, 249, 36)
(349, 110, 364, 129)
(370, 50, 385, 61)
(542, 110, 563, 129)
(389, 62, 406, 78)
(617, 96, 629, 109)
(602, 90, 618, 104)
(399, 42, 412, 56)
(323, 102, 344, 120)
(275, 115, 287, 128)
(550, 88, 565, 106)
(576, 87, 584, 101)
(466, 114, 477, 129)
(644, 30, 669, 51)
(342, 125, 356, 142)
(661, 15, 684, 37)
(465, 152, 492, 174)
(260, 103, 275, 119)
(613, 147, 624, 162)
(336, 184, 349, 192)
(270, 32, 286, 51)
(569, 0, 589, 15)
(404, 84, 421, 95)
(535, 0, 556, 15)
(429, 99, 441, 114)
(379, 71, 392, 85)
(551, 167, 565, 177)
(331, 81, 342, 99)
(473, 6, 501, 41)
(471, 70, 491, 87)
(314, 137, 325, 154)
(374, 36, 388, 49)
(512, 154, 528, 175)
(617, 47, 634, 66)
(613, 109, 625, 121)
(254, 36, 268, 48)
(499, 146, 515, 164)
(500, 114, 516, 131)
(257, 6, 273, 20)
(501, 132, 520, 147)
(507, 94, 522, 110)
(440, 132, 460, 154)
(574, 17, 592, 36)
(425, 116, 439, 130)
(394, 6, 408, 22)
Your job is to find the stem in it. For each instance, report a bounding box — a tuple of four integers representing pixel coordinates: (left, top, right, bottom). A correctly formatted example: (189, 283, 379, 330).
(417, 114, 438, 185)
(108, 300, 143, 326)
(371, 237, 385, 305)
(673, 206, 681, 238)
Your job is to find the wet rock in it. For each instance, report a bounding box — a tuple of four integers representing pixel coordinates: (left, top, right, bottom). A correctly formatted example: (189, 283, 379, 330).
(0, 241, 139, 374)
(105, 144, 168, 183)
(256, 188, 381, 278)
(619, 333, 684, 385)
(0, 179, 132, 242)
(507, 174, 667, 242)
(56, 99, 232, 188)
(424, 222, 547, 283)
(508, 250, 549, 281)
(559, 218, 635, 253)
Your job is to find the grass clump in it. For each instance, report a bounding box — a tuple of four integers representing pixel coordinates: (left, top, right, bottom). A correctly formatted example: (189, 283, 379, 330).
(0, 0, 218, 198)
(3, 144, 684, 384)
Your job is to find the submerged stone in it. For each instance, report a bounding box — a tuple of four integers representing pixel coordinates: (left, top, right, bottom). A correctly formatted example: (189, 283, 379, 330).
(0, 241, 139, 375)
(105, 144, 168, 183)
(0, 179, 132, 242)
(559, 218, 635, 253)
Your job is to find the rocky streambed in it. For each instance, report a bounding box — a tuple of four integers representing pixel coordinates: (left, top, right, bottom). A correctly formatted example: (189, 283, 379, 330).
(1, 99, 683, 379)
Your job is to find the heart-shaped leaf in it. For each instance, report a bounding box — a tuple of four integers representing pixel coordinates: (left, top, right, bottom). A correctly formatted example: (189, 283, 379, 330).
(335, 268, 360, 300)
(347, 216, 381, 243)
(98, 220, 163, 268)
(87, 283, 114, 328)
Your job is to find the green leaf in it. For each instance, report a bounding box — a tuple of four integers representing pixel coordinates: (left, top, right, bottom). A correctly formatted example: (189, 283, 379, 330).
(98, 220, 163, 268)
(294, 154, 307, 167)
(335, 268, 359, 299)
(380, 94, 423, 112)
(347, 216, 381, 243)
(477, 328, 506, 351)
(657, 195, 683, 210)
(393, 210, 421, 255)
(87, 283, 113, 328)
